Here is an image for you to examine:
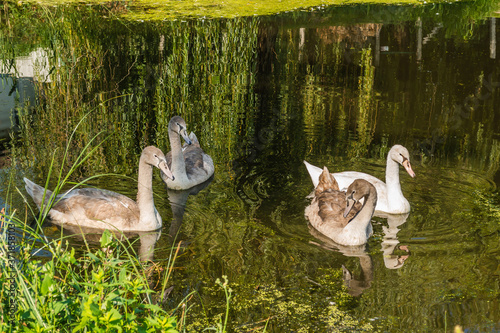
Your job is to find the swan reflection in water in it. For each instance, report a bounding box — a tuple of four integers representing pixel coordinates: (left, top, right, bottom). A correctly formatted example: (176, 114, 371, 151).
(377, 212, 410, 269)
(53, 223, 161, 261)
(307, 212, 411, 295)
(308, 224, 373, 297)
(166, 176, 214, 243)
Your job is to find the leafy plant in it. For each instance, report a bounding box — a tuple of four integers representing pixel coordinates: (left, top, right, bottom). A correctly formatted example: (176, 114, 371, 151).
(0, 218, 179, 332)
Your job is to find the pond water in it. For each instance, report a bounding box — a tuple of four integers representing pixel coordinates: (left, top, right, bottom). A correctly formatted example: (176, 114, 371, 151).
(1, 2, 500, 332)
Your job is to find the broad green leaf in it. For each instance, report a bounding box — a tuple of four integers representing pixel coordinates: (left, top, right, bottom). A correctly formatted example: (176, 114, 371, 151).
(41, 274, 54, 296)
(100, 229, 113, 248)
(104, 308, 122, 323)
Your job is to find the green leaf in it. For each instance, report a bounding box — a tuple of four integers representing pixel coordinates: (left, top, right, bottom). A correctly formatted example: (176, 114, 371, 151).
(104, 308, 122, 323)
(59, 247, 77, 264)
(100, 229, 113, 248)
(142, 303, 163, 312)
(53, 301, 66, 315)
(86, 252, 100, 262)
(73, 317, 90, 332)
(89, 302, 101, 317)
(119, 267, 127, 283)
(105, 291, 120, 302)
(109, 324, 123, 333)
(41, 274, 54, 296)
(92, 269, 105, 283)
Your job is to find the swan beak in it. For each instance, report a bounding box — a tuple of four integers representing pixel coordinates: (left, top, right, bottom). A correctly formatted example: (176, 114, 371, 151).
(159, 160, 174, 181)
(181, 131, 192, 146)
(402, 160, 416, 178)
(344, 198, 355, 218)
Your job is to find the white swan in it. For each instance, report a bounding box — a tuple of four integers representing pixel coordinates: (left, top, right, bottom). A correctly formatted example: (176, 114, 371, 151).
(304, 145, 415, 214)
(161, 116, 215, 190)
(305, 166, 377, 246)
(24, 146, 173, 231)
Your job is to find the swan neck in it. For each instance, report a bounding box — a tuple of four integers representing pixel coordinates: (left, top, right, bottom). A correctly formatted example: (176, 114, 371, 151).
(168, 128, 187, 177)
(385, 156, 401, 190)
(136, 156, 159, 229)
(351, 192, 376, 228)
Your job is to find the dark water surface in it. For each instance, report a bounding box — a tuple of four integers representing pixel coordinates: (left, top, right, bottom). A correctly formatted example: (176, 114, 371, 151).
(1, 2, 499, 332)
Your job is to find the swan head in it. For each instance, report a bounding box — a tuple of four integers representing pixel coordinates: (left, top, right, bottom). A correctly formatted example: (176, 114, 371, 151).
(389, 145, 416, 178)
(169, 116, 192, 145)
(343, 179, 377, 218)
(144, 146, 174, 180)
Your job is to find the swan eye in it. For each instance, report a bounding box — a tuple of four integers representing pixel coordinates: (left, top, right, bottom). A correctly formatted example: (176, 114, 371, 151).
(399, 153, 409, 163)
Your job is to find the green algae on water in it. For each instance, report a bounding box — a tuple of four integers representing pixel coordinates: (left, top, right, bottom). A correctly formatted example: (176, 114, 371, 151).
(17, 0, 470, 20)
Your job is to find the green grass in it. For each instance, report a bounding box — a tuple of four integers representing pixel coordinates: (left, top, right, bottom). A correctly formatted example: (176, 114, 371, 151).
(0, 222, 179, 332)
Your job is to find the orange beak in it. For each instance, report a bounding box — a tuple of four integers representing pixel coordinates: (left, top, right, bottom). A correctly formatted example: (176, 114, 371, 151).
(402, 160, 415, 178)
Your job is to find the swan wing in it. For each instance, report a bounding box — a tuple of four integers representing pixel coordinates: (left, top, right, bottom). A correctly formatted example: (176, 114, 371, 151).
(50, 188, 140, 227)
(333, 171, 386, 192)
(303, 161, 387, 195)
(304, 160, 323, 187)
(317, 190, 362, 226)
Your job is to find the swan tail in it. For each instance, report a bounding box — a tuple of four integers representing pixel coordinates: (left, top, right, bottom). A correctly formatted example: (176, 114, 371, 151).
(24, 177, 53, 209)
(181, 132, 200, 148)
(303, 160, 323, 188)
(189, 132, 200, 147)
(317, 166, 340, 194)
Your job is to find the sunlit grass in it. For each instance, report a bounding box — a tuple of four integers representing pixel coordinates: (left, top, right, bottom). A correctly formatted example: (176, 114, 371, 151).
(0, 211, 181, 332)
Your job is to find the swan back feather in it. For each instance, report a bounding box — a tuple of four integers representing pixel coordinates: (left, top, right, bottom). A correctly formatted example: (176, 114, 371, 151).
(305, 167, 377, 246)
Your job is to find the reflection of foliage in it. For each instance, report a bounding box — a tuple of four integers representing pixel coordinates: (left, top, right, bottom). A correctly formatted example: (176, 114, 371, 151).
(2, 4, 259, 185)
(349, 47, 376, 158)
(472, 191, 500, 236)
(9, 0, 496, 21)
(2, 2, 500, 332)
